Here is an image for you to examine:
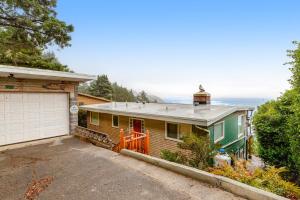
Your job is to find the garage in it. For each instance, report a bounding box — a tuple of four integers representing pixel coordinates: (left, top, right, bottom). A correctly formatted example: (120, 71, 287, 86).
(0, 65, 95, 146)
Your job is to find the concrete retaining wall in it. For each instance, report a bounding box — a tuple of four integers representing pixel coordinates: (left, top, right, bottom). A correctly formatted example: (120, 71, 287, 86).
(120, 149, 287, 200)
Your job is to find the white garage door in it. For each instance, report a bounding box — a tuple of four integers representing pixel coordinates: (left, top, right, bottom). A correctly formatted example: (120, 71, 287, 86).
(0, 93, 69, 146)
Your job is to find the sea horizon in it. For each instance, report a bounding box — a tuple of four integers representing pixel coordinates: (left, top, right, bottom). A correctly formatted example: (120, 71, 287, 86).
(163, 97, 270, 108)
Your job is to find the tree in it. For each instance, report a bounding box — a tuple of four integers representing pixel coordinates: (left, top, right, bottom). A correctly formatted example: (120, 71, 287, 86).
(0, 0, 73, 48)
(253, 42, 300, 184)
(111, 83, 136, 102)
(0, 0, 73, 71)
(137, 90, 149, 102)
(89, 75, 112, 99)
(286, 41, 300, 90)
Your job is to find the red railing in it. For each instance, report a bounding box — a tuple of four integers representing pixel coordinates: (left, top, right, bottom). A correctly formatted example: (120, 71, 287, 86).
(118, 129, 150, 154)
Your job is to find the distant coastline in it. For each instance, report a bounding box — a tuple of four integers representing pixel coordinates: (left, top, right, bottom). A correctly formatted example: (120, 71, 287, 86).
(164, 97, 270, 108)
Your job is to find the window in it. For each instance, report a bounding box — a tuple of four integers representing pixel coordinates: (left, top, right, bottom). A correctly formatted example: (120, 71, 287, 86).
(238, 115, 245, 137)
(90, 112, 99, 125)
(213, 121, 224, 143)
(112, 115, 119, 128)
(165, 122, 180, 140)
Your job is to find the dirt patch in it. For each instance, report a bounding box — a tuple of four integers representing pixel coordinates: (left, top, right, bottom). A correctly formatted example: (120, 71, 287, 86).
(24, 175, 54, 200)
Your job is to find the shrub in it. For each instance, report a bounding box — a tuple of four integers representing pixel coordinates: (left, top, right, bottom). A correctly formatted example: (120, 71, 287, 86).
(209, 160, 300, 199)
(160, 132, 219, 170)
(160, 150, 187, 164)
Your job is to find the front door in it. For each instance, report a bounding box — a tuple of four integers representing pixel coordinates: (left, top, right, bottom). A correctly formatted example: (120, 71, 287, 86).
(132, 119, 142, 133)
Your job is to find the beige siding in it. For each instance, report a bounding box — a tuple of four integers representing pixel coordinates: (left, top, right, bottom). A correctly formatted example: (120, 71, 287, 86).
(77, 94, 110, 105)
(87, 112, 192, 157)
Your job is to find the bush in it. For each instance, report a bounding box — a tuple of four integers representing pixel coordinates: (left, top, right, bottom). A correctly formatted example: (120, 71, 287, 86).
(160, 132, 219, 170)
(209, 160, 300, 199)
(160, 150, 187, 164)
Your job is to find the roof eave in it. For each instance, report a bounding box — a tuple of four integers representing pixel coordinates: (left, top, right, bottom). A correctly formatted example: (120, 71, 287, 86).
(0, 65, 96, 82)
(79, 105, 209, 126)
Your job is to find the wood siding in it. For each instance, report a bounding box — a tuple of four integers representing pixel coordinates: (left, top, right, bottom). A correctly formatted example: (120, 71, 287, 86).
(87, 112, 192, 157)
(77, 94, 110, 105)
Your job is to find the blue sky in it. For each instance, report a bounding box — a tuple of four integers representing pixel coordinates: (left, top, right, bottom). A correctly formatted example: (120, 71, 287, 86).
(53, 0, 300, 99)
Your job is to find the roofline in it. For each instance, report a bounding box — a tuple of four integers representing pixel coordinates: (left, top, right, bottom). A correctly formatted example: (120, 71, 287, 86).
(0, 65, 96, 82)
(78, 93, 111, 102)
(79, 104, 253, 127)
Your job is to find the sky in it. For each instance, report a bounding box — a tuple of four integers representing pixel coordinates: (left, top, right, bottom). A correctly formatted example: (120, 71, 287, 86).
(53, 0, 300, 99)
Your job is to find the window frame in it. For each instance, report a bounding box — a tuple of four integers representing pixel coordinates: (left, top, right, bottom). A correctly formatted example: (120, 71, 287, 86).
(90, 112, 99, 126)
(165, 121, 181, 142)
(238, 114, 245, 138)
(213, 121, 225, 143)
(112, 115, 119, 128)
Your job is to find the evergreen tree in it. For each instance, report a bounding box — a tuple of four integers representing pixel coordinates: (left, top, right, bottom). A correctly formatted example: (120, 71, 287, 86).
(0, 0, 73, 71)
(89, 75, 112, 99)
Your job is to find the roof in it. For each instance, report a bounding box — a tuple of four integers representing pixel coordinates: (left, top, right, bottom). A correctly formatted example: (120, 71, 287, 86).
(78, 93, 110, 102)
(0, 65, 96, 82)
(80, 102, 254, 126)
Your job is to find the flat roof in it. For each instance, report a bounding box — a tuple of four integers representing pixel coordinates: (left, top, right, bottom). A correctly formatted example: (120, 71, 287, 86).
(80, 102, 254, 126)
(0, 65, 96, 82)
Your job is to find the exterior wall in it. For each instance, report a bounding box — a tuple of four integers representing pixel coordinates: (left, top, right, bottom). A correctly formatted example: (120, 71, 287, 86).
(87, 112, 192, 157)
(77, 94, 110, 105)
(0, 77, 78, 134)
(208, 111, 247, 157)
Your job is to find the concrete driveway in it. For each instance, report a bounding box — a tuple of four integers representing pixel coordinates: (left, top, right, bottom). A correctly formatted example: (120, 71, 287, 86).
(0, 137, 244, 200)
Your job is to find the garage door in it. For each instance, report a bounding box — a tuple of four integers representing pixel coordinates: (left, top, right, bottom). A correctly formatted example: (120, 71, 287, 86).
(0, 93, 69, 146)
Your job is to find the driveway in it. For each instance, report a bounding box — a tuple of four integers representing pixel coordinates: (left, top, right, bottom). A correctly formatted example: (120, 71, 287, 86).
(0, 137, 244, 200)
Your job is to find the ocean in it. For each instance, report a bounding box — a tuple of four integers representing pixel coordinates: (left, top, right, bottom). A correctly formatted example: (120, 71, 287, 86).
(163, 97, 269, 108)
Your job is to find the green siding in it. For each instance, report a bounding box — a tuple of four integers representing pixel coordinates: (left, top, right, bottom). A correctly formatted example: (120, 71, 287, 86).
(208, 112, 245, 154)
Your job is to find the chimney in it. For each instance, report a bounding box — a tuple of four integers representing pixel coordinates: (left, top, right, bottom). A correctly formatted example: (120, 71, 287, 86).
(193, 85, 211, 105)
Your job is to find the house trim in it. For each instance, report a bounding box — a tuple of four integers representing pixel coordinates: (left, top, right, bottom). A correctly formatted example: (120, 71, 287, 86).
(165, 121, 181, 142)
(90, 111, 99, 126)
(213, 121, 225, 143)
(112, 115, 119, 128)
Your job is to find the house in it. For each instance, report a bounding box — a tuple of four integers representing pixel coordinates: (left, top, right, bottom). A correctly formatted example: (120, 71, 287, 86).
(80, 86, 254, 158)
(0, 65, 95, 146)
(78, 93, 110, 105)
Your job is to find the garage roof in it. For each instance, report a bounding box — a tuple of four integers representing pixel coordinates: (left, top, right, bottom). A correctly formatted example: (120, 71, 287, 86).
(80, 102, 254, 126)
(0, 65, 96, 82)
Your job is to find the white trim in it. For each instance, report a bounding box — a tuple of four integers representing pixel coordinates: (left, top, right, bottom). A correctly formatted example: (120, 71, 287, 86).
(112, 115, 119, 128)
(213, 121, 225, 143)
(90, 111, 99, 126)
(0, 65, 96, 82)
(237, 114, 245, 138)
(165, 121, 181, 142)
(80, 105, 245, 127)
(129, 118, 145, 133)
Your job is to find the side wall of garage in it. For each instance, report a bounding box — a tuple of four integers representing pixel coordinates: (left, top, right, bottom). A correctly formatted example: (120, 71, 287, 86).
(0, 77, 78, 136)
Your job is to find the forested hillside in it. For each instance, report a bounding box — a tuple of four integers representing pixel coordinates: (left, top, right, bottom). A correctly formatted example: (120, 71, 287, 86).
(78, 75, 163, 103)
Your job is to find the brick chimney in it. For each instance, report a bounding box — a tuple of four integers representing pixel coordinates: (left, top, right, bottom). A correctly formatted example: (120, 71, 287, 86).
(193, 85, 211, 105)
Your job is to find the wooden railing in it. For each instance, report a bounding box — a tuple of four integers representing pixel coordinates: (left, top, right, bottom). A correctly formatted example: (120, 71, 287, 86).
(116, 129, 150, 154)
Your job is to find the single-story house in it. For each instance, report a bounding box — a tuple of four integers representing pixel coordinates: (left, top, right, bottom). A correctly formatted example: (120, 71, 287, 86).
(80, 86, 254, 158)
(0, 65, 95, 146)
(78, 93, 110, 106)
